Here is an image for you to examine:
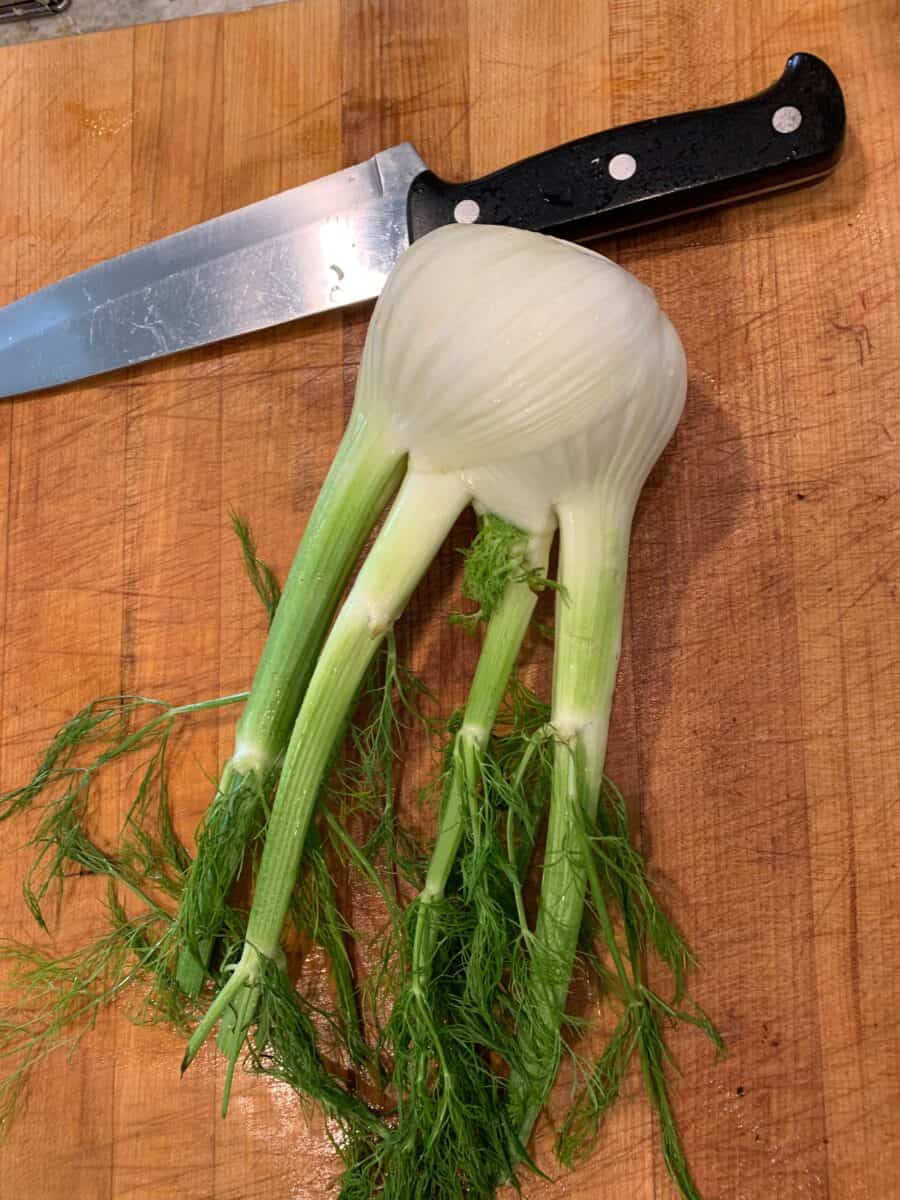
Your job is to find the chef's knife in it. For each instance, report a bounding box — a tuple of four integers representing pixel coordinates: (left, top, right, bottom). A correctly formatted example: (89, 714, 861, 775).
(0, 51, 844, 399)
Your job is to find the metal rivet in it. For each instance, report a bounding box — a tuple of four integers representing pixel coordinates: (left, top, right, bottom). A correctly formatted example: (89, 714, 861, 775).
(453, 198, 481, 224)
(772, 105, 802, 134)
(608, 153, 637, 181)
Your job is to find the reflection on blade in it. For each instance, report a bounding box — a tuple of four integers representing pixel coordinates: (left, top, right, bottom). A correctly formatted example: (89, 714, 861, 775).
(0, 143, 426, 398)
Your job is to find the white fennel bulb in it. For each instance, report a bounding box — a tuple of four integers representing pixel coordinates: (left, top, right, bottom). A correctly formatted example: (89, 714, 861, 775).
(355, 223, 667, 471)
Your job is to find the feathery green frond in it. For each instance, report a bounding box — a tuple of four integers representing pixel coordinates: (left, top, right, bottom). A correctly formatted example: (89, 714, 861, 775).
(0, 693, 246, 930)
(452, 513, 560, 630)
(229, 508, 282, 625)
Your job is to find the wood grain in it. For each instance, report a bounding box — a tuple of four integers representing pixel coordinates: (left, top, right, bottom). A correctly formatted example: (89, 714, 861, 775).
(0, 2, 898, 1197)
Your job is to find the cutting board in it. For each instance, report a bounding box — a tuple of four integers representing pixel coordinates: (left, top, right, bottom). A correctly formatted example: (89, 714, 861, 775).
(0, 2, 897, 1197)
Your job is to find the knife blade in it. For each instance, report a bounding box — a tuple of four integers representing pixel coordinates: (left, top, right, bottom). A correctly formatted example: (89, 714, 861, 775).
(0, 51, 844, 399)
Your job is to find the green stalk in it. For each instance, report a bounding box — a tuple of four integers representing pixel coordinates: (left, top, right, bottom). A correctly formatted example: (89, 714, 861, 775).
(507, 492, 630, 1149)
(182, 469, 470, 1098)
(505, 495, 713, 1198)
(413, 529, 553, 992)
(175, 411, 405, 993)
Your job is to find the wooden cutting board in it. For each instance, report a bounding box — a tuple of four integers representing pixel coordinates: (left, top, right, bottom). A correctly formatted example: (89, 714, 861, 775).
(0, 2, 897, 1197)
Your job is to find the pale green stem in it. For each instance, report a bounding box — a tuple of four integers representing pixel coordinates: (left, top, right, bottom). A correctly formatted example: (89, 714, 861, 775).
(233, 411, 405, 770)
(508, 491, 631, 1152)
(175, 411, 404, 990)
(183, 469, 469, 1078)
(412, 530, 554, 994)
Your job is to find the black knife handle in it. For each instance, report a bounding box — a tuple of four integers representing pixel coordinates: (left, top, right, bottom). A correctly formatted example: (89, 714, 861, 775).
(407, 52, 845, 242)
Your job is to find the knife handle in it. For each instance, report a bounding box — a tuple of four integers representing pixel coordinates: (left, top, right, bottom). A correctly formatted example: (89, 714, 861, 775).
(407, 52, 846, 242)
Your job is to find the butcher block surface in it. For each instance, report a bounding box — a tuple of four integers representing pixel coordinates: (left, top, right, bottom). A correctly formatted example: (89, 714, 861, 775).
(0, 1, 898, 1197)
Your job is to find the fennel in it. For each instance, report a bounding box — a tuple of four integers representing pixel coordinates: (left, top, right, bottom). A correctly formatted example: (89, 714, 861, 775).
(183, 223, 659, 1094)
(0, 221, 725, 1196)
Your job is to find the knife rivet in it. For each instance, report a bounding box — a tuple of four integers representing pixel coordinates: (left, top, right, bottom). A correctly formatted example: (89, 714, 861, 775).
(453, 199, 481, 224)
(772, 105, 802, 133)
(608, 153, 637, 182)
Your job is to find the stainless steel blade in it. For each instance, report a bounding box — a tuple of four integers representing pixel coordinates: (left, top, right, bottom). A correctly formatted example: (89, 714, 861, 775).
(0, 143, 427, 398)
